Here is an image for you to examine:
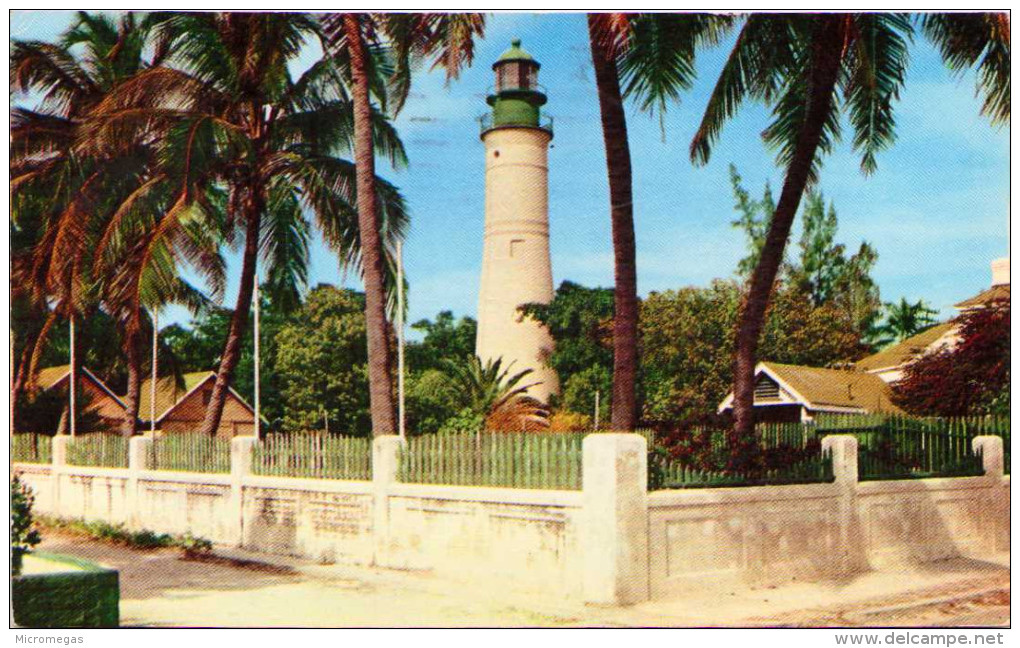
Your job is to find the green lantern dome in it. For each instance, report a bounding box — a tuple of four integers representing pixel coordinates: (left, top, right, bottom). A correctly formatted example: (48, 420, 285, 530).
(481, 39, 552, 138)
(494, 39, 537, 66)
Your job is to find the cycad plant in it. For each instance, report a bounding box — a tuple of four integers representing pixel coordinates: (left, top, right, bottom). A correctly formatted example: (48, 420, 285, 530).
(441, 356, 549, 432)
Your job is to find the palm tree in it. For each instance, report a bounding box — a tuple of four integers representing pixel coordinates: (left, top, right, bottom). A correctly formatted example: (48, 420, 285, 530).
(690, 13, 1008, 457)
(10, 11, 154, 428)
(688, 14, 915, 460)
(321, 12, 485, 436)
(83, 12, 410, 436)
(921, 13, 1009, 126)
(442, 356, 548, 431)
(586, 13, 730, 432)
(874, 298, 938, 348)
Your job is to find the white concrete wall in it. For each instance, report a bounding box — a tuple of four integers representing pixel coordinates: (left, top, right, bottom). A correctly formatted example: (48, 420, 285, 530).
(12, 434, 1009, 606)
(648, 483, 843, 597)
(646, 436, 1009, 598)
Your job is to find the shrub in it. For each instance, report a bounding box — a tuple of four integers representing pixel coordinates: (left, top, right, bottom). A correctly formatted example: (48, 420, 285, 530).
(11, 475, 42, 575)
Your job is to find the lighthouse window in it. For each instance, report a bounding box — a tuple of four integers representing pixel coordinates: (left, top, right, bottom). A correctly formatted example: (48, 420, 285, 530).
(509, 239, 525, 258)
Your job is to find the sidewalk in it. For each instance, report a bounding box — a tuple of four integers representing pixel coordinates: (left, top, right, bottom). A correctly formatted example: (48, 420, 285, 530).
(37, 532, 1009, 627)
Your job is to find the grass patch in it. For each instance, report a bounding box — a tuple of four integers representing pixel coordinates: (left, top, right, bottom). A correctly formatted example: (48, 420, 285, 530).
(37, 515, 213, 558)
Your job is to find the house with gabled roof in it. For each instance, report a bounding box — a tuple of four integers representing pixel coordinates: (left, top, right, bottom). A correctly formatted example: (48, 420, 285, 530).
(718, 257, 1009, 423)
(32, 365, 127, 431)
(136, 370, 255, 439)
(718, 361, 902, 424)
(856, 257, 1009, 383)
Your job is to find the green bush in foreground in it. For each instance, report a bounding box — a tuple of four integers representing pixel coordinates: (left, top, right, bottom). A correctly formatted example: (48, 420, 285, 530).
(37, 516, 212, 556)
(11, 475, 42, 575)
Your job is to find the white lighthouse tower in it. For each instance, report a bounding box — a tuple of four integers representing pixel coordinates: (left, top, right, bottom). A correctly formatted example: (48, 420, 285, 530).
(475, 40, 559, 402)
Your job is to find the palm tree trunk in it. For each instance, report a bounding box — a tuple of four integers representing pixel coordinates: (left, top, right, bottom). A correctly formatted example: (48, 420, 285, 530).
(199, 203, 261, 437)
(120, 327, 141, 437)
(345, 13, 398, 437)
(730, 16, 846, 467)
(588, 15, 639, 432)
(22, 309, 59, 400)
(12, 309, 55, 429)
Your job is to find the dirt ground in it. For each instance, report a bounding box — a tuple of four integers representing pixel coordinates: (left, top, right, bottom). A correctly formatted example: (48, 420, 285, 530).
(35, 531, 1010, 628)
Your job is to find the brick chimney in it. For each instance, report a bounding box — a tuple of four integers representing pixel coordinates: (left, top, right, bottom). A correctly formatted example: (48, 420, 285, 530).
(991, 257, 1010, 286)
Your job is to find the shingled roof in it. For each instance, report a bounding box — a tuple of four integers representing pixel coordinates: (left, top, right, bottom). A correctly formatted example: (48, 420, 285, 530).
(32, 365, 126, 408)
(855, 322, 956, 372)
(954, 284, 1010, 309)
(719, 362, 902, 414)
(135, 371, 214, 422)
(135, 371, 256, 423)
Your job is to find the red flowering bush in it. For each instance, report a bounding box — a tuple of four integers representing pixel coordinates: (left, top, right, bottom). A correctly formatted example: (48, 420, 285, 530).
(892, 299, 1009, 416)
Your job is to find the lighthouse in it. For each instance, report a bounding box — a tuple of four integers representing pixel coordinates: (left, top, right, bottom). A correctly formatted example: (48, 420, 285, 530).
(475, 40, 559, 402)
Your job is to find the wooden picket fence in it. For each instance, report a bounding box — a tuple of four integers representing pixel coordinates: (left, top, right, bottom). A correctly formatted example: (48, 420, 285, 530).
(648, 423, 833, 489)
(398, 432, 585, 490)
(66, 434, 129, 468)
(252, 433, 372, 480)
(149, 435, 231, 473)
(11, 433, 52, 464)
(816, 413, 1003, 480)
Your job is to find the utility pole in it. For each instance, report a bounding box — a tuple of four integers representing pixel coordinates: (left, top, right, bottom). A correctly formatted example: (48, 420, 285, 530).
(254, 274, 261, 440)
(594, 390, 600, 431)
(151, 309, 158, 436)
(397, 240, 406, 440)
(69, 315, 76, 438)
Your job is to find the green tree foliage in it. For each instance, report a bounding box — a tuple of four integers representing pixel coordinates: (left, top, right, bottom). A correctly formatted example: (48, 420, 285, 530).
(405, 369, 462, 436)
(873, 297, 939, 347)
(893, 300, 1009, 416)
(729, 166, 882, 345)
(406, 311, 477, 372)
(520, 281, 615, 393)
(161, 289, 290, 428)
(641, 280, 865, 428)
(11, 475, 42, 575)
(274, 286, 371, 435)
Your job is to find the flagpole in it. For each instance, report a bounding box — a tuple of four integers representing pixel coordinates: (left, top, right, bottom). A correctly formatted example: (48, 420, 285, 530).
(151, 309, 158, 437)
(69, 315, 76, 438)
(397, 240, 405, 440)
(254, 274, 261, 440)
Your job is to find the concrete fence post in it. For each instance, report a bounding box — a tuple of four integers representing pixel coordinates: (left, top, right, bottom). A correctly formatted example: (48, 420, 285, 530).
(972, 436, 1007, 551)
(372, 435, 405, 567)
(973, 435, 1004, 481)
(51, 435, 71, 518)
(230, 436, 257, 547)
(821, 434, 860, 576)
(581, 433, 649, 606)
(127, 436, 153, 529)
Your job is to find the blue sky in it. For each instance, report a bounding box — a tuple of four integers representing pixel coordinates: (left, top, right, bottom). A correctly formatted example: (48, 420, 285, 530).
(11, 11, 1010, 335)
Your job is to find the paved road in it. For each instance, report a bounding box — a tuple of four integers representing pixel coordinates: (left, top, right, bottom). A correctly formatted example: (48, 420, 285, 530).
(36, 532, 1010, 628)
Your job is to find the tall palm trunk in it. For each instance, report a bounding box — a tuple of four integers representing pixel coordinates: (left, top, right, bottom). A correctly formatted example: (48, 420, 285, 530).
(22, 309, 59, 398)
(120, 326, 142, 437)
(12, 309, 56, 429)
(345, 13, 397, 437)
(588, 15, 639, 432)
(199, 203, 261, 437)
(730, 16, 845, 466)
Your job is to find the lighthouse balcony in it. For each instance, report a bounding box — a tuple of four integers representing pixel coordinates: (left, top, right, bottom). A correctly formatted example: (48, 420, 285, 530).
(479, 113, 554, 138)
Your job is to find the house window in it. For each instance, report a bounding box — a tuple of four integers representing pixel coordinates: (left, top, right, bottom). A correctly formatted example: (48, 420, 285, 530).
(754, 376, 781, 402)
(202, 389, 212, 406)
